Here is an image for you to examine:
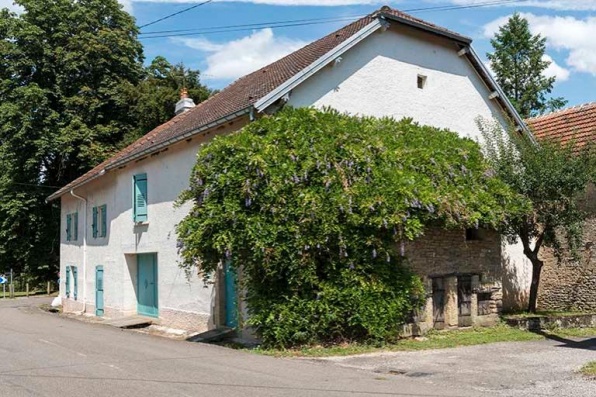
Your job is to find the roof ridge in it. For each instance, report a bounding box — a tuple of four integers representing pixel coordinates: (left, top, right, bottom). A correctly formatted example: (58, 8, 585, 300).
(527, 102, 596, 121)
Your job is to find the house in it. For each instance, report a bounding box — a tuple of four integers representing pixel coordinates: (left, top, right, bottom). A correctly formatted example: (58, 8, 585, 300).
(48, 6, 533, 334)
(525, 103, 596, 312)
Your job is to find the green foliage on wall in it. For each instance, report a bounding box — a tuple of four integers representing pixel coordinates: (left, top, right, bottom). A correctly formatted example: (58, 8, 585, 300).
(177, 108, 527, 347)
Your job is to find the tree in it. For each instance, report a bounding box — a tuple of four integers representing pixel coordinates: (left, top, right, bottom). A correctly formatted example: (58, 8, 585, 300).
(487, 13, 567, 119)
(176, 108, 525, 347)
(480, 120, 595, 312)
(127, 56, 213, 141)
(0, 0, 144, 279)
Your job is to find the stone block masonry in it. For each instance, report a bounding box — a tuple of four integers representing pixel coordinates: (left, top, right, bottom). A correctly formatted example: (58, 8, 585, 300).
(401, 227, 503, 334)
(539, 218, 596, 311)
(538, 184, 596, 312)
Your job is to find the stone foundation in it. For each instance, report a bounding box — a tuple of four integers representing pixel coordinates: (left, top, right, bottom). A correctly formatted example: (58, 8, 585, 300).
(506, 314, 596, 331)
(62, 297, 211, 332)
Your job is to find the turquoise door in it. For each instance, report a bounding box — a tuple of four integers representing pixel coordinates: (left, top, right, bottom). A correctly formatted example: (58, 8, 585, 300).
(137, 254, 158, 317)
(95, 266, 104, 317)
(224, 262, 238, 328)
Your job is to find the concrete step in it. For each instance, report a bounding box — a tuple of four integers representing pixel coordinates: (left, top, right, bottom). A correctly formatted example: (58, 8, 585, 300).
(187, 327, 235, 343)
(105, 316, 153, 329)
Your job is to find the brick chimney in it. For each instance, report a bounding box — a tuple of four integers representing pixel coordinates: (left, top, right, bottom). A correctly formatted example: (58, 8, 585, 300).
(175, 88, 195, 115)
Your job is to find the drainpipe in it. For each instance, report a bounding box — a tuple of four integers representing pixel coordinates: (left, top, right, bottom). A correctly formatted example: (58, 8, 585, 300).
(70, 189, 88, 315)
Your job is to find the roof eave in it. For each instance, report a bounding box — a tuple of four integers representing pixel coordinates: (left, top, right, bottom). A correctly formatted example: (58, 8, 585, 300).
(379, 11, 472, 45)
(255, 17, 384, 112)
(465, 46, 537, 144)
(46, 107, 252, 202)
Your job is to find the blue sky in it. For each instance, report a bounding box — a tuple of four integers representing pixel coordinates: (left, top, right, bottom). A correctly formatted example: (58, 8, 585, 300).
(4, 0, 596, 107)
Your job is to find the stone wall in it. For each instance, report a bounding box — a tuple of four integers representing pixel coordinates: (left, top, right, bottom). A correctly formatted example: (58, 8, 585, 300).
(538, 184, 596, 311)
(404, 227, 502, 280)
(402, 227, 503, 334)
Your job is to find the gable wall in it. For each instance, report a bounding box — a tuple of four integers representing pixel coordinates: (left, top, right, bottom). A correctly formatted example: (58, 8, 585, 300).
(288, 24, 509, 140)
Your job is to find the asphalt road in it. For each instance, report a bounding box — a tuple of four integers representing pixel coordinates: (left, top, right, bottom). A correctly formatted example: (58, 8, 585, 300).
(316, 332, 596, 396)
(0, 297, 472, 397)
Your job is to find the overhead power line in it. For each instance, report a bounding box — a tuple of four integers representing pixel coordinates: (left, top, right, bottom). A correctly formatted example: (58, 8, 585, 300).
(140, 15, 362, 36)
(138, 0, 213, 29)
(139, 0, 525, 39)
(140, 17, 361, 39)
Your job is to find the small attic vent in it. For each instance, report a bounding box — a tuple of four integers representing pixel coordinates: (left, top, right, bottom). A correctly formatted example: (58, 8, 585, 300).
(417, 74, 427, 89)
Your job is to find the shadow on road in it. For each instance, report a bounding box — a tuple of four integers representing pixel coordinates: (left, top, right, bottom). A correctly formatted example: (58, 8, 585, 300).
(530, 329, 596, 350)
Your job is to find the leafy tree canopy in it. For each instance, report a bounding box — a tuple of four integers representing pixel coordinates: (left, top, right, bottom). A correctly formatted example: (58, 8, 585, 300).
(127, 56, 213, 141)
(0, 0, 144, 278)
(480, 120, 596, 312)
(176, 108, 527, 347)
(487, 13, 567, 118)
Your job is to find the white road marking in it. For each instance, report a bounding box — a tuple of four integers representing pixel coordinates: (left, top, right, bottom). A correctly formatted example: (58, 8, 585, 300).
(38, 339, 59, 347)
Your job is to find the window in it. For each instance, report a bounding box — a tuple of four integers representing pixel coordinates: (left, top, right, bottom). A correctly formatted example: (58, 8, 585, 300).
(133, 174, 148, 223)
(101, 205, 107, 237)
(66, 214, 72, 241)
(65, 266, 71, 298)
(466, 228, 482, 241)
(73, 212, 78, 241)
(66, 212, 78, 241)
(477, 292, 492, 315)
(93, 205, 108, 238)
(73, 266, 78, 300)
(417, 74, 427, 89)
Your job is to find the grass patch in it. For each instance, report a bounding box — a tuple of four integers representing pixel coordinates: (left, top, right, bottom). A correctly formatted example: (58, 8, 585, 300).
(242, 324, 596, 358)
(580, 361, 596, 377)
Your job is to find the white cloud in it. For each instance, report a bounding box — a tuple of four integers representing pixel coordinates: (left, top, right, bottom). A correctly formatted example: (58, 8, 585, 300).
(119, 0, 133, 12)
(484, 13, 596, 76)
(542, 54, 570, 82)
(134, 0, 385, 5)
(0, 0, 22, 13)
(176, 28, 307, 80)
(449, 0, 596, 11)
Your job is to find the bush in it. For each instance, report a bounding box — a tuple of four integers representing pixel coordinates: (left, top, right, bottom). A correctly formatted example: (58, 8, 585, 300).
(176, 108, 525, 348)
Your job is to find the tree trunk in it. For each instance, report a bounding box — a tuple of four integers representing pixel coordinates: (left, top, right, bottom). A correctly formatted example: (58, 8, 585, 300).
(527, 258, 543, 313)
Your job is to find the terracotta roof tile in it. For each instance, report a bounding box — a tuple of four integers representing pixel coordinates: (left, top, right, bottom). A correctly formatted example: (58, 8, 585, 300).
(48, 6, 471, 200)
(526, 103, 596, 150)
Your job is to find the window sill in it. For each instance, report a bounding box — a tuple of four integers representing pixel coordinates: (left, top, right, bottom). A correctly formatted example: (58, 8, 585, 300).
(134, 221, 149, 227)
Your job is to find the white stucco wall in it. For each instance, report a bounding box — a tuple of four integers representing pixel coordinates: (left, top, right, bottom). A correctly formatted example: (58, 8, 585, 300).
(288, 24, 508, 141)
(60, 118, 249, 330)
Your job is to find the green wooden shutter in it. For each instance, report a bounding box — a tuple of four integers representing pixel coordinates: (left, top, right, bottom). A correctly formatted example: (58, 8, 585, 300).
(73, 266, 78, 300)
(74, 212, 78, 241)
(101, 205, 107, 237)
(92, 207, 98, 238)
(66, 214, 72, 241)
(65, 266, 71, 298)
(133, 174, 148, 222)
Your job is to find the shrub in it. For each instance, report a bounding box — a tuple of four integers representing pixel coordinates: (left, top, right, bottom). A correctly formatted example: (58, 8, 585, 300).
(176, 108, 526, 348)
